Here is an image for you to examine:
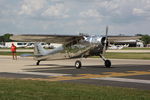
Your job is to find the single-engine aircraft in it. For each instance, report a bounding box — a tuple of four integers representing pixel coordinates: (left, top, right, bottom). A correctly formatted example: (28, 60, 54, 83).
(10, 26, 111, 69)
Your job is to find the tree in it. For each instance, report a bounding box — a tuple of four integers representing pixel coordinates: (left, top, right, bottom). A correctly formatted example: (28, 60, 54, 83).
(140, 35, 150, 46)
(0, 33, 13, 42)
(135, 34, 143, 36)
(0, 36, 4, 42)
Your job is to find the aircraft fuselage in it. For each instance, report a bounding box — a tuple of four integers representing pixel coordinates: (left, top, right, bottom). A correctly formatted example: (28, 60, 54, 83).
(34, 36, 106, 61)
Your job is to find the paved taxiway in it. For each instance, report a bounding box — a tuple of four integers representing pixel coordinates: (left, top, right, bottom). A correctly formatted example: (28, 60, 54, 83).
(0, 56, 150, 90)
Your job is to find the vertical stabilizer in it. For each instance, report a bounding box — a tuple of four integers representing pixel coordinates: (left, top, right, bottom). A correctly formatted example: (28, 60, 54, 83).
(34, 43, 48, 56)
(34, 42, 64, 56)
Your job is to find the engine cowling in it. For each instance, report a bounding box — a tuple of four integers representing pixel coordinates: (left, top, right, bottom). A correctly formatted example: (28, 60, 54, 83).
(84, 36, 107, 46)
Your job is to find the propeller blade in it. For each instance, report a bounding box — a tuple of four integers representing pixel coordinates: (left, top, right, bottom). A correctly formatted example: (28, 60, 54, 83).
(105, 26, 108, 41)
(103, 26, 109, 54)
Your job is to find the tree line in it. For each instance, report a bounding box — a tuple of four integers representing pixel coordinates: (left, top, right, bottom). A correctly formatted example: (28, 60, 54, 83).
(140, 35, 150, 46)
(0, 33, 13, 42)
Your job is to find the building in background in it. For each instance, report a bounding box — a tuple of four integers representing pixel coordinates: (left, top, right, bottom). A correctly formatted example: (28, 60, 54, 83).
(108, 36, 144, 47)
(2, 42, 62, 48)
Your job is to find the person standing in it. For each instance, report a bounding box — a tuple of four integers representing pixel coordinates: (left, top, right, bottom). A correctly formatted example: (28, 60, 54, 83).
(11, 43, 17, 60)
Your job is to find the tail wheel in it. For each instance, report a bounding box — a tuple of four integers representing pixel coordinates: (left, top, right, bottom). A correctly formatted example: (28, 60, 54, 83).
(105, 60, 111, 68)
(75, 60, 82, 69)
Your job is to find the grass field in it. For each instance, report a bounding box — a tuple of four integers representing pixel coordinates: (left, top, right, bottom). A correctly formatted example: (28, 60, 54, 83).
(105, 52, 150, 60)
(1, 52, 150, 60)
(0, 48, 33, 49)
(1, 47, 150, 50)
(122, 47, 150, 50)
(0, 52, 33, 56)
(0, 78, 149, 100)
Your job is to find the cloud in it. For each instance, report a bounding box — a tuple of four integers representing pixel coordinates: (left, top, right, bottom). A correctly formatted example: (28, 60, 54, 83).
(80, 9, 102, 18)
(133, 8, 146, 15)
(96, 0, 119, 11)
(42, 3, 70, 18)
(132, 8, 150, 18)
(131, 0, 150, 19)
(19, 0, 46, 15)
(0, 0, 150, 35)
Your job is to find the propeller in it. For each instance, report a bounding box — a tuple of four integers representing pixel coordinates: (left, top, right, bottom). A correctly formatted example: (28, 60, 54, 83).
(103, 26, 109, 55)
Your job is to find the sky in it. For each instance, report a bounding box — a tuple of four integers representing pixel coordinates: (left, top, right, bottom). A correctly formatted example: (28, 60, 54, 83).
(0, 0, 150, 35)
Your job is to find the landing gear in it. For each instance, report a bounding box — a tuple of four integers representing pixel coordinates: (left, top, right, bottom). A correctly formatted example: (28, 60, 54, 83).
(105, 60, 111, 68)
(75, 54, 84, 69)
(75, 60, 82, 69)
(36, 60, 40, 65)
(99, 54, 111, 68)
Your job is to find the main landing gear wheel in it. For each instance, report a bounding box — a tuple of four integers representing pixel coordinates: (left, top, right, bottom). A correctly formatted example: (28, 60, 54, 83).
(75, 60, 82, 69)
(36, 61, 40, 65)
(105, 60, 111, 68)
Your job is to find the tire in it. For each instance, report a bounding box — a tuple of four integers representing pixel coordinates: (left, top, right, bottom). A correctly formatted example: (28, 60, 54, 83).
(75, 60, 82, 69)
(105, 60, 111, 68)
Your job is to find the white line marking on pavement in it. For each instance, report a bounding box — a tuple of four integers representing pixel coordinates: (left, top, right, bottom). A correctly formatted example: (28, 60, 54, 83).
(92, 77, 150, 84)
(10, 72, 70, 76)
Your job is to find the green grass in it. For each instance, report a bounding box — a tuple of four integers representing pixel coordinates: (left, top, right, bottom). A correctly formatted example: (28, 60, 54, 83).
(0, 52, 33, 56)
(2, 47, 150, 50)
(0, 48, 33, 49)
(0, 78, 149, 100)
(1, 52, 150, 60)
(104, 52, 150, 60)
(122, 47, 150, 50)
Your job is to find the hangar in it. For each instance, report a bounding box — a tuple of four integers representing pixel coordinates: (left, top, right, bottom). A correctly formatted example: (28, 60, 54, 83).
(108, 36, 143, 47)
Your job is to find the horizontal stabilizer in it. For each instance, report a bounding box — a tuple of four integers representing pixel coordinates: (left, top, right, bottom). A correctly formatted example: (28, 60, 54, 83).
(20, 54, 33, 57)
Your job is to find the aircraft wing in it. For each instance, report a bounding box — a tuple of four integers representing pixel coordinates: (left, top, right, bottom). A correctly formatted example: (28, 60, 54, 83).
(10, 34, 141, 44)
(10, 34, 83, 44)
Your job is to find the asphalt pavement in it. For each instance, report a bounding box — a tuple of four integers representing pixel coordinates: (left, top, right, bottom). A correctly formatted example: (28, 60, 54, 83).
(0, 56, 150, 90)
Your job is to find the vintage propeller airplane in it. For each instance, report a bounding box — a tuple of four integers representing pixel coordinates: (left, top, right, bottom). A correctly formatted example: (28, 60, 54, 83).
(10, 26, 111, 69)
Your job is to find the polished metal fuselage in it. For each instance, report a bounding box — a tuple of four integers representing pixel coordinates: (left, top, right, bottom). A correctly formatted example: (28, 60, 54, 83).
(34, 36, 105, 61)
